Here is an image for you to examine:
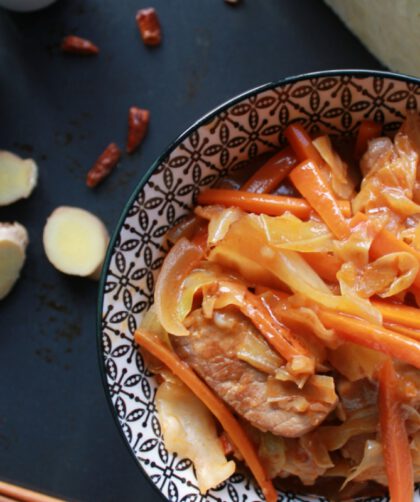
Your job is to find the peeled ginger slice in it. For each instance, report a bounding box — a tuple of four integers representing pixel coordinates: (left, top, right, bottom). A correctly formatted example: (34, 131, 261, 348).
(43, 206, 109, 279)
(156, 378, 236, 494)
(0, 222, 28, 300)
(0, 150, 38, 206)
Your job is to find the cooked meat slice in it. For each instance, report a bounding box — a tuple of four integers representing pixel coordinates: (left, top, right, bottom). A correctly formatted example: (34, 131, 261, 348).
(171, 307, 337, 438)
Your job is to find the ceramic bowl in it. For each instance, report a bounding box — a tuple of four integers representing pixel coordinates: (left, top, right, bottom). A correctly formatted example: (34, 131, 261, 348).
(98, 70, 420, 502)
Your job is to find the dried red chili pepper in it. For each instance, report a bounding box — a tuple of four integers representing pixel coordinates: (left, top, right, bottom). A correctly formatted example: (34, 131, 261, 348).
(61, 35, 99, 55)
(136, 8, 162, 46)
(126, 107, 150, 154)
(86, 143, 121, 188)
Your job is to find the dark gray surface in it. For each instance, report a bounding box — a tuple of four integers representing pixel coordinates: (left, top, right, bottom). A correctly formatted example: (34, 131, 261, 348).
(0, 1, 382, 501)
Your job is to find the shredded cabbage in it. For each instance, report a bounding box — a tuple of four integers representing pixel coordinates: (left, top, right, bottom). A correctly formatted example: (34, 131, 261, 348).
(212, 214, 381, 322)
(195, 205, 243, 246)
(299, 433, 334, 469)
(283, 438, 330, 485)
(260, 212, 334, 253)
(258, 431, 332, 485)
(258, 433, 286, 478)
(156, 378, 236, 494)
(313, 135, 355, 200)
(266, 293, 337, 348)
(208, 207, 243, 246)
(337, 252, 419, 299)
(333, 216, 386, 268)
(343, 440, 387, 487)
(353, 133, 419, 216)
(315, 407, 378, 451)
(208, 243, 282, 289)
(328, 342, 386, 382)
(400, 112, 420, 179)
(267, 375, 337, 415)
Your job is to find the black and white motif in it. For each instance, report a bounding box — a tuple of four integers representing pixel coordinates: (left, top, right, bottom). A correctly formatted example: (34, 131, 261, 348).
(100, 74, 420, 502)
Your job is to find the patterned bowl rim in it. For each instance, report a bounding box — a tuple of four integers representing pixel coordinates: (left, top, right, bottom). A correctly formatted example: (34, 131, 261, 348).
(97, 68, 420, 501)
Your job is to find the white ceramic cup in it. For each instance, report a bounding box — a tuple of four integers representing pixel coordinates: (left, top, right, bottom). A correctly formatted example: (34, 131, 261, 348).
(0, 0, 57, 12)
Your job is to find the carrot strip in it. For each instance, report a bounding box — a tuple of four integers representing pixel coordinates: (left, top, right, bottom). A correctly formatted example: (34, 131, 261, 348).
(378, 359, 414, 502)
(242, 290, 309, 361)
(257, 287, 420, 344)
(242, 146, 297, 193)
(355, 120, 382, 159)
(284, 123, 324, 166)
(134, 331, 277, 502)
(289, 160, 351, 239)
(197, 188, 351, 220)
(257, 283, 420, 349)
(372, 299, 420, 330)
(302, 252, 342, 283)
(384, 323, 420, 343)
(317, 310, 420, 369)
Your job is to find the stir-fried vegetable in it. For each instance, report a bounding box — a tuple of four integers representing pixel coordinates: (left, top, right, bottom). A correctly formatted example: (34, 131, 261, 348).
(154, 237, 203, 336)
(302, 251, 342, 283)
(318, 309, 420, 369)
(355, 120, 383, 160)
(370, 226, 420, 289)
(156, 377, 236, 493)
(284, 123, 325, 167)
(260, 212, 334, 253)
(313, 135, 356, 200)
(197, 188, 352, 219)
(209, 213, 381, 322)
(134, 330, 277, 502)
(241, 146, 297, 194)
(136, 116, 420, 501)
(289, 160, 350, 239)
(353, 133, 419, 216)
(379, 359, 414, 502)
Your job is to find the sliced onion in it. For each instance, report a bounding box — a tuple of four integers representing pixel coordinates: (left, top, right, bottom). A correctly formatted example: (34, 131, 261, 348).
(154, 237, 203, 336)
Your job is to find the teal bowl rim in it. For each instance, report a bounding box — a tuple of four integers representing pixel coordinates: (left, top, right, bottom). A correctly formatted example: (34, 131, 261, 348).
(97, 68, 420, 501)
